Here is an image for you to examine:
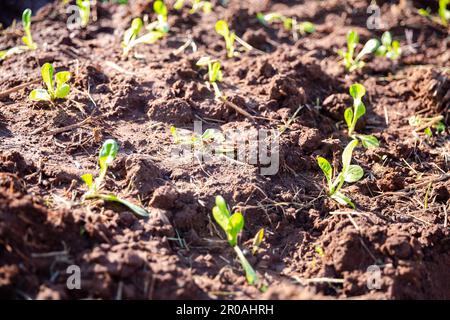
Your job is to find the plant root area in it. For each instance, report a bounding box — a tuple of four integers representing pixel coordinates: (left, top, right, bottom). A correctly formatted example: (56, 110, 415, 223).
(0, 0, 449, 299)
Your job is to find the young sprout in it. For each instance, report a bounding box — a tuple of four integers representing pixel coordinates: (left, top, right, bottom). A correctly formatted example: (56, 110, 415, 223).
(22, 9, 37, 50)
(174, 0, 185, 10)
(175, 0, 212, 14)
(375, 31, 401, 60)
(215, 20, 236, 58)
(171, 126, 224, 146)
(409, 115, 446, 138)
(439, 0, 450, 26)
(317, 139, 364, 208)
(29, 63, 71, 102)
(252, 228, 264, 255)
(196, 56, 223, 99)
(122, 17, 165, 56)
(419, 0, 449, 27)
(212, 196, 258, 285)
(82, 139, 149, 218)
(147, 0, 169, 34)
(257, 12, 315, 38)
(190, 0, 212, 14)
(338, 30, 379, 72)
(76, 0, 90, 28)
(0, 9, 36, 60)
(344, 83, 379, 149)
(170, 126, 234, 159)
(0, 46, 25, 61)
(215, 20, 254, 58)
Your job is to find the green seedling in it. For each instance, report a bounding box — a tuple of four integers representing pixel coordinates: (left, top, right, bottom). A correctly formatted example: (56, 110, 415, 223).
(0, 46, 25, 61)
(375, 31, 401, 60)
(29, 63, 71, 102)
(170, 125, 233, 155)
(338, 30, 379, 72)
(82, 139, 149, 218)
(419, 0, 450, 27)
(252, 228, 264, 255)
(147, 0, 170, 34)
(215, 20, 236, 58)
(215, 20, 254, 58)
(122, 17, 165, 56)
(190, 0, 212, 14)
(76, 0, 90, 28)
(196, 56, 223, 99)
(1, 9, 37, 61)
(174, 0, 185, 9)
(344, 83, 379, 149)
(22, 9, 37, 50)
(174, 0, 212, 14)
(212, 196, 258, 285)
(409, 115, 446, 138)
(317, 139, 364, 208)
(257, 12, 315, 37)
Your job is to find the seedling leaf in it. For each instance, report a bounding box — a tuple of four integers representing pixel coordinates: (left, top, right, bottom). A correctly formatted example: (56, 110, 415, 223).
(29, 89, 51, 101)
(215, 20, 229, 37)
(317, 156, 333, 186)
(344, 107, 353, 128)
(342, 139, 359, 170)
(234, 246, 258, 285)
(99, 139, 119, 169)
(331, 191, 355, 209)
(356, 38, 379, 61)
(42, 63, 54, 94)
(344, 164, 364, 183)
(252, 228, 264, 255)
(228, 212, 244, 247)
(349, 83, 366, 101)
(215, 195, 230, 217)
(99, 194, 150, 218)
(55, 84, 70, 99)
(358, 134, 379, 149)
(81, 173, 94, 189)
(55, 71, 71, 86)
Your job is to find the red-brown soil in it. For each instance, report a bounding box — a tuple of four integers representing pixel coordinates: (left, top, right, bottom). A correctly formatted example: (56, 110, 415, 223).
(0, 0, 449, 299)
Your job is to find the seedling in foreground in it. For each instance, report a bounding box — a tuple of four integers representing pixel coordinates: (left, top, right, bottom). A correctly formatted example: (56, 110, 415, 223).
(375, 31, 401, 60)
(344, 83, 379, 149)
(419, 0, 450, 27)
(317, 139, 364, 208)
(122, 17, 165, 56)
(215, 20, 254, 58)
(29, 63, 71, 102)
(22, 9, 37, 50)
(82, 139, 149, 218)
(212, 196, 258, 285)
(257, 12, 315, 38)
(196, 56, 223, 99)
(338, 30, 379, 72)
(76, 0, 90, 28)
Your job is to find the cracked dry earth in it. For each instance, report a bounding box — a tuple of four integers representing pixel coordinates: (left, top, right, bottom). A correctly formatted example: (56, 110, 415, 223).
(0, 0, 449, 299)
